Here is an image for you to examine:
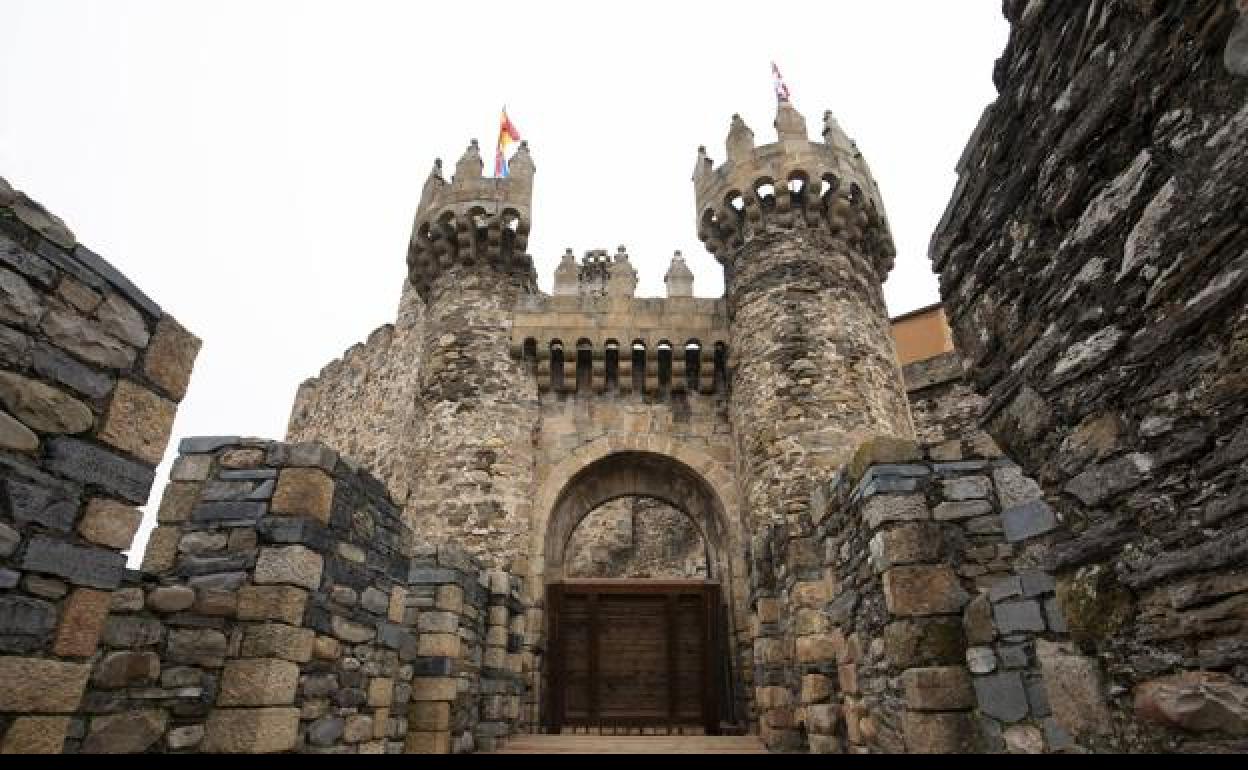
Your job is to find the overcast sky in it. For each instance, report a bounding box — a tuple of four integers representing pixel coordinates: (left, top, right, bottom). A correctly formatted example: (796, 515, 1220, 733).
(0, 1, 1009, 563)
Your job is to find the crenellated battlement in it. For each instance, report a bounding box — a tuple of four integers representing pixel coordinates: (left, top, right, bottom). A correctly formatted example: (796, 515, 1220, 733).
(693, 102, 896, 276)
(406, 138, 537, 300)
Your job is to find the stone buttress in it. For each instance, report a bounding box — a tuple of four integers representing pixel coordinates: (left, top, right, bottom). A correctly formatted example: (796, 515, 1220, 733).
(403, 141, 541, 568)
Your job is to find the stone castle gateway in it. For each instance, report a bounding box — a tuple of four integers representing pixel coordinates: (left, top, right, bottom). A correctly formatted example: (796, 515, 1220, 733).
(0, 0, 1245, 754)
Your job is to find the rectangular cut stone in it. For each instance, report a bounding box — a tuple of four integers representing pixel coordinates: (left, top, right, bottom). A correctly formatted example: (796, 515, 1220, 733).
(21, 536, 125, 589)
(409, 701, 451, 731)
(973, 671, 1029, 722)
(241, 623, 315, 663)
(883, 565, 969, 616)
(237, 585, 309, 625)
(140, 526, 179, 573)
(1002, 500, 1059, 542)
(45, 437, 155, 504)
(902, 711, 976, 753)
(0, 715, 71, 753)
(203, 707, 300, 753)
(410, 677, 459, 702)
(143, 315, 200, 401)
(941, 476, 991, 501)
(903, 666, 975, 710)
(933, 500, 994, 521)
(271, 467, 335, 524)
(178, 436, 240, 454)
(255, 545, 323, 591)
(862, 494, 929, 529)
(219, 658, 300, 706)
(77, 498, 142, 549)
(869, 523, 943, 572)
(53, 588, 112, 657)
(96, 379, 176, 466)
(0, 657, 91, 711)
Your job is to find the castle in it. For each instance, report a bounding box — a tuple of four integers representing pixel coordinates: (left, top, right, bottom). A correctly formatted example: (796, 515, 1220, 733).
(0, 0, 1245, 755)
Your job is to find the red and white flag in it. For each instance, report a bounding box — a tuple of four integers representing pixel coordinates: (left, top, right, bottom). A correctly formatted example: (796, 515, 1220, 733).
(771, 61, 791, 103)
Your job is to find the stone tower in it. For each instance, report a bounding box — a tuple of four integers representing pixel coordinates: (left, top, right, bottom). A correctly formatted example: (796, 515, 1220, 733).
(694, 100, 915, 536)
(404, 139, 541, 563)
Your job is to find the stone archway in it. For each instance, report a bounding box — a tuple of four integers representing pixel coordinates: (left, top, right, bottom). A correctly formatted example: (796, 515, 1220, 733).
(529, 443, 749, 733)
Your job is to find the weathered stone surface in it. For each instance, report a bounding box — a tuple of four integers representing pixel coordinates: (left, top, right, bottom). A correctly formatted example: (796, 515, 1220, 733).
(869, 522, 943, 571)
(884, 618, 967, 667)
(101, 615, 164, 648)
(165, 628, 227, 667)
(0, 595, 56, 650)
(0, 408, 38, 450)
(140, 525, 179, 573)
(171, 453, 213, 481)
(53, 587, 111, 656)
(903, 711, 976, 753)
(203, 707, 300, 753)
(0, 371, 93, 433)
(78, 498, 142, 549)
(32, 342, 112, 398)
(4, 478, 78, 532)
(97, 379, 176, 465)
(0, 267, 44, 327)
(0, 657, 90, 711)
(1001, 499, 1058, 543)
(974, 671, 1029, 723)
(1134, 672, 1248, 736)
(39, 304, 135, 368)
(255, 545, 323, 591)
(219, 658, 300, 706)
(92, 651, 160, 688)
(271, 467, 334, 524)
(884, 565, 969, 616)
(904, 666, 975, 711)
(237, 585, 308, 625)
(862, 494, 929, 529)
(95, 292, 149, 347)
(992, 599, 1046, 634)
(0, 716, 71, 754)
(1037, 642, 1113, 737)
(82, 710, 166, 753)
(21, 536, 125, 589)
(1003, 724, 1044, 754)
(166, 725, 204, 751)
(45, 436, 155, 504)
(146, 585, 195, 613)
(241, 623, 315, 663)
(142, 315, 200, 401)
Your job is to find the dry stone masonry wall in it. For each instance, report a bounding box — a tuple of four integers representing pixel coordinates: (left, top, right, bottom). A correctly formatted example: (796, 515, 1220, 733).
(0, 177, 199, 753)
(73, 437, 531, 754)
(930, 0, 1248, 752)
(564, 497, 709, 579)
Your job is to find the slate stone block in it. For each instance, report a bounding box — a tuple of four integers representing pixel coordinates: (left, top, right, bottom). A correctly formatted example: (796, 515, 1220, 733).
(70, 243, 162, 319)
(4, 479, 79, 532)
(972, 670, 1029, 722)
(21, 535, 125, 589)
(407, 567, 462, 586)
(178, 436, 240, 454)
(45, 437, 155, 504)
(32, 343, 113, 398)
(191, 501, 266, 523)
(992, 599, 1046, 634)
(0, 596, 56, 652)
(1001, 499, 1058, 542)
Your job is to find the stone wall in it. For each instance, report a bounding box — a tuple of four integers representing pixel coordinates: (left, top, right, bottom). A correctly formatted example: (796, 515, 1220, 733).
(0, 177, 199, 753)
(749, 437, 1078, 754)
(69, 437, 529, 754)
(930, 0, 1248, 751)
(564, 496, 709, 579)
(286, 280, 426, 505)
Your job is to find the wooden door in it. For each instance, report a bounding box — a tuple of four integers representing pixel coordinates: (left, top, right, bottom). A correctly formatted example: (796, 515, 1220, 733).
(546, 580, 720, 734)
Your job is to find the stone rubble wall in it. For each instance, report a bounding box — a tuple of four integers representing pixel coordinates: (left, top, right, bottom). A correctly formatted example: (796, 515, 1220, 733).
(750, 437, 1083, 754)
(0, 177, 200, 753)
(930, 0, 1248, 751)
(286, 280, 426, 505)
(66, 437, 529, 754)
(564, 496, 709, 579)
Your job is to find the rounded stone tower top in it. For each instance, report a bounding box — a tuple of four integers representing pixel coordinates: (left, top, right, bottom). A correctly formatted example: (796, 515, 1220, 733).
(406, 139, 536, 302)
(692, 102, 896, 275)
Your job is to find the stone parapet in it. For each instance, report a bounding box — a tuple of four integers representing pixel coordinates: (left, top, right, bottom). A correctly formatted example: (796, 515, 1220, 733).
(0, 176, 199, 753)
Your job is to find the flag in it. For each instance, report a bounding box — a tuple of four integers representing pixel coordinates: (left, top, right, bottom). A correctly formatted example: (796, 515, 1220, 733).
(771, 61, 791, 103)
(494, 107, 521, 178)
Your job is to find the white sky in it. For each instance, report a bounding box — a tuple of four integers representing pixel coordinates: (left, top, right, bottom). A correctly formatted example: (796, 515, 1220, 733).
(0, 1, 1008, 564)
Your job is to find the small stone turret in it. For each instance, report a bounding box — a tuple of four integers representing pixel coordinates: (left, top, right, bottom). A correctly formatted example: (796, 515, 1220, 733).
(406, 139, 537, 301)
(694, 104, 896, 277)
(664, 251, 694, 298)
